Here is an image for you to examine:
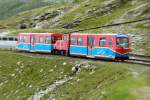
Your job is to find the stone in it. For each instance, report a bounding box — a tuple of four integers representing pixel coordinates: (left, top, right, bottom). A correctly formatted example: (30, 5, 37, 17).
(34, 21, 50, 29)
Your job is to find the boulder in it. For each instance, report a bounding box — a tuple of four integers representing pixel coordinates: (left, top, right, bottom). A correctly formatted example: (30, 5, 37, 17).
(17, 22, 29, 29)
(34, 21, 50, 29)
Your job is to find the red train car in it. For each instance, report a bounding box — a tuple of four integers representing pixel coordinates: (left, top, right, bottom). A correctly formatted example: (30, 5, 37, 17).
(54, 33, 130, 60)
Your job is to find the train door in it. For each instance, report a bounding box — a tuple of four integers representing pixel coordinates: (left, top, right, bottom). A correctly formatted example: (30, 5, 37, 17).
(30, 35, 36, 51)
(87, 36, 95, 57)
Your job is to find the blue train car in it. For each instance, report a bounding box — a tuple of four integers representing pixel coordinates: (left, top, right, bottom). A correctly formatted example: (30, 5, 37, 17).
(69, 33, 130, 60)
(17, 33, 62, 53)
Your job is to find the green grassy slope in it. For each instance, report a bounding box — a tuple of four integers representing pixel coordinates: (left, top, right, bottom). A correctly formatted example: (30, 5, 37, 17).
(0, 50, 73, 100)
(0, 50, 149, 100)
(0, 0, 149, 30)
(0, 0, 53, 20)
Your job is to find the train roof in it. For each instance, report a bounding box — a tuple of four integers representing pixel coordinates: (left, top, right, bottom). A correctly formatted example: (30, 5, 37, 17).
(19, 33, 56, 34)
(18, 33, 63, 36)
(71, 33, 129, 36)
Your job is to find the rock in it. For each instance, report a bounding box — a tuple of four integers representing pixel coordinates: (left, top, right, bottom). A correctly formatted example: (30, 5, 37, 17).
(132, 72, 139, 77)
(86, 0, 130, 17)
(49, 69, 54, 72)
(34, 21, 50, 29)
(20, 65, 24, 69)
(101, 90, 106, 95)
(29, 85, 32, 88)
(40, 69, 43, 73)
(0, 82, 4, 86)
(17, 22, 29, 29)
(21, 82, 24, 85)
(33, 10, 61, 22)
(63, 23, 75, 29)
(73, 20, 81, 24)
(11, 74, 15, 77)
(0, 31, 10, 36)
(71, 67, 76, 72)
(15, 68, 19, 71)
(54, 65, 57, 68)
(76, 79, 80, 82)
(14, 90, 19, 94)
(63, 62, 67, 66)
(89, 71, 95, 75)
(17, 61, 21, 66)
(122, 2, 150, 19)
(98, 95, 103, 100)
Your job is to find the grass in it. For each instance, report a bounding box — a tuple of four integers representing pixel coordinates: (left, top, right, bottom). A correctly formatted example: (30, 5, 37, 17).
(9, 28, 73, 36)
(0, 50, 149, 100)
(0, 2, 71, 29)
(0, 0, 52, 20)
(0, 50, 73, 100)
(76, 2, 133, 29)
(44, 64, 150, 100)
(60, 0, 106, 23)
(135, 23, 150, 30)
(44, 64, 127, 99)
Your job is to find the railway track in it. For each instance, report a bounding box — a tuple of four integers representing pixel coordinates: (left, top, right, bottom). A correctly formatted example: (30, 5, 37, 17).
(15, 50, 150, 67)
(127, 54, 150, 66)
(0, 48, 150, 67)
(30, 53, 150, 66)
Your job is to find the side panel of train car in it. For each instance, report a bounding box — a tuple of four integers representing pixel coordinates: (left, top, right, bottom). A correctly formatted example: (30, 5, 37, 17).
(69, 33, 130, 60)
(17, 33, 62, 53)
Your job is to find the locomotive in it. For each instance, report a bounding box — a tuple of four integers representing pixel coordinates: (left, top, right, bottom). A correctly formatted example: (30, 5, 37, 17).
(17, 33, 130, 60)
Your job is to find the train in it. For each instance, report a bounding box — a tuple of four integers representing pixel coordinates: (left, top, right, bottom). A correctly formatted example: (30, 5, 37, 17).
(16, 33, 131, 60)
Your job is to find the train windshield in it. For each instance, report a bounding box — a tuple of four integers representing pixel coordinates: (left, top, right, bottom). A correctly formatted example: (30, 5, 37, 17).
(117, 37, 129, 48)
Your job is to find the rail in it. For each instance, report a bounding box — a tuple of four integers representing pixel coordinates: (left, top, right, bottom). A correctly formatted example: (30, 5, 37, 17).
(127, 54, 150, 66)
(12, 50, 150, 66)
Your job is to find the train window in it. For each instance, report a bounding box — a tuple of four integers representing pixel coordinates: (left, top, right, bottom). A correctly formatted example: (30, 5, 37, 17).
(63, 35, 67, 41)
(117, 37, 128, 48)
(78, 37, 83, 45)
(51, 36, 57, 44)
(21, 36, 26, 43)
(45, 36, 51, 44)
(71, 37, 77, 45)
(31, 36, 36, 43)
(109, 38, 113, 47)
(99, 38, 106, 47)
(88, 37, 95, 46)
(9, 37, 13, 41)
(57, 37, 61, 40)
(3, 37, 7, 41)
(15, 38, 18, 41)
(51, 36, 61, 44)
(39, 36, 44, 43)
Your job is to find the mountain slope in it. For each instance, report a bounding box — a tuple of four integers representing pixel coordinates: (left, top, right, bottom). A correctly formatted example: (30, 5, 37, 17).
(0, 0, 59, 20)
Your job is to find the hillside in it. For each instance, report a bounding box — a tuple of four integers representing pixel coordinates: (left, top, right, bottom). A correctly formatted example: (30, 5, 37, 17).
(0, 50, 150, 100)
(0, 0, 149, 55)
(0, 0, 53, 20)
